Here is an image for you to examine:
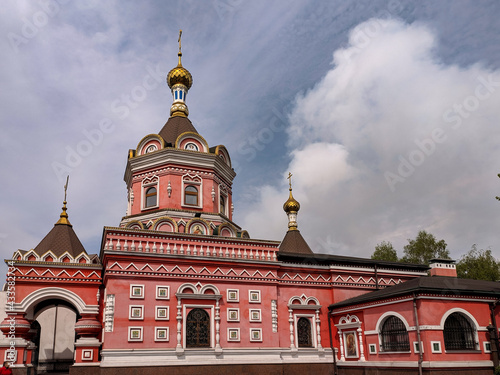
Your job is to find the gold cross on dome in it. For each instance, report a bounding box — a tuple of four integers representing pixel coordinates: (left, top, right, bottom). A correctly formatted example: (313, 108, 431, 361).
(287, 172, 293, 189)
(64, 175, 69, 202)
(178, 30, 182, 54)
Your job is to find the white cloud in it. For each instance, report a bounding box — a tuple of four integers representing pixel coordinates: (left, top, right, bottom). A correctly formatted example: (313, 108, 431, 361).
(242, 19, 500, 258)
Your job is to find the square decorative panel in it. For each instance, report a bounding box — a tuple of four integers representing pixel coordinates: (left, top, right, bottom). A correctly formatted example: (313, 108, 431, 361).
(81, 349, 93, 361)
(227, 308, 240, 322)
(156, 285, 170, 300)
(155, 327, 169, 341)
(155, 306, 169, 320)
(227, 289, 239, 302)
(249, 290, 261, 303)
(250, 328, 262, 342)
(227, 328, 240, 342)
(130, 285, 144, 299)
(128, 327, 143, 341)
(129, 305, 144, 320)
(249, 309, 261, 322)
(368, 344, 377, 354)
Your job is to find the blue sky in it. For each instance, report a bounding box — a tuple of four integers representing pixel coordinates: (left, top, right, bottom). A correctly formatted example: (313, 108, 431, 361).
(1, 0, 499, 269)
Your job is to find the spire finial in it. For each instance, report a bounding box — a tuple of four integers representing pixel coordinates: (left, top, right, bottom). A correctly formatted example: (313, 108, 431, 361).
(56, 175, 72, 226)
(287, 172, 293, 190)
(178, 29, 183, 65)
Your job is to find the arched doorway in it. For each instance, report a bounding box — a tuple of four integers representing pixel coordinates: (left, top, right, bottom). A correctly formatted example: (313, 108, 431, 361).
(186, 308, 210, 348)
(33, 300, 78, 372)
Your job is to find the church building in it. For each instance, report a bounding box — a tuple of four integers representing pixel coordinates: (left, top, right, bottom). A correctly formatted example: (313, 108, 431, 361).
(0, 34, 498, 375)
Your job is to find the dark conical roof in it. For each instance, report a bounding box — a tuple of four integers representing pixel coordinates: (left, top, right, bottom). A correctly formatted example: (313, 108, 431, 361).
(158, 115, 198, 145)
(33, 223, 87, 258)
(278, 230, 314, 255)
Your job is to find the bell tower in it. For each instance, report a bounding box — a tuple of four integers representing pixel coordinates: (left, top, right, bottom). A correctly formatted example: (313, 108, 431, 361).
(120, 32, 247, 238)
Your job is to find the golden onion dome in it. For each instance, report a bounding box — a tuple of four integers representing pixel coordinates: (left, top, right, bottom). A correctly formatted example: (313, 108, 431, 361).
(283, 188, 300, 213)
(167, 53, 193, 90)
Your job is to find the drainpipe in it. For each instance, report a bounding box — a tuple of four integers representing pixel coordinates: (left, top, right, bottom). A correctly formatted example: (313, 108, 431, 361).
(489, 300, 500, 368)
(374, 264, 379, 290)
(328, 311, 338, 375)
(413, 294, 423, 375)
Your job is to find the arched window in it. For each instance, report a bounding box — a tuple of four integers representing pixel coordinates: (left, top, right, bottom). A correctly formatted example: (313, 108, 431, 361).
(184, 185, 198, 206)
(380, 316, 410, 352)
(220, 196, 226, 215)
(444, 312, 476, 350)
(145, 187, 157, 208)
(297, 317, 313, 348)
(186, 308, 210, 348)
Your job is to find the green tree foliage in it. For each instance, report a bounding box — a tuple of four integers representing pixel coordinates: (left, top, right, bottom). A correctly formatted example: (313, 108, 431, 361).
(456, 245, 500, 281)
(401, 230, 450, 265)
(371, 241, 398, 262)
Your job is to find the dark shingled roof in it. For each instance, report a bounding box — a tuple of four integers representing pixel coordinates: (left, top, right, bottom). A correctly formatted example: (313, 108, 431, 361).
(33, 223, 87, 258)
(158, 116, 198, 145)
(329, 276, 500, 310)
(278, 230, 314, 255)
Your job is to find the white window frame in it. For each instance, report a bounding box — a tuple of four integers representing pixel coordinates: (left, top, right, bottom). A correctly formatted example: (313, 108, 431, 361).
(294, 314, 317, 348)
(227, 289, 239, 302)
(249, 309, 262, 322)
(431, 341, 442, 353)
(227, 328, 240, 342)
(156, 285, 170, 300)
(182, 304, 215, 349)
(155, 306, 169, 320)
(369, 343, 377, 354)
(413, 341, 424, 353)
(128, 326, 143, 342)
(182, 175, 202, 209)
(142, 177, 159, 210)
(227, 308, 240, 322)
(250, 328, 262, 342)
(249, 290, 261, 303)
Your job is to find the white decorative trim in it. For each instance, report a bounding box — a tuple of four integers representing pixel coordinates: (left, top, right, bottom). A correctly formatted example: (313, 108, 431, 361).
(375, 311, 410, 333)
(81, 349, 94, 361)
(182, 305, 215, 349)
(104, 294, 115, 332)
(271, 300, 278, 333)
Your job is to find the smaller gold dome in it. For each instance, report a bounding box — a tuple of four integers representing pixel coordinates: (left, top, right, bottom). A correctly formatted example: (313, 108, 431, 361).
(167, 53, 193, 90)
(283, 188, 300, 213)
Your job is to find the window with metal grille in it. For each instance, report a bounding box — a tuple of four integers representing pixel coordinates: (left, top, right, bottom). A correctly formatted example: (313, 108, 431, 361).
(380, 316, 410, 352)
(443, 312, 476, 350)
(297, 317, 313, 347)
(186, 308, 210, 348)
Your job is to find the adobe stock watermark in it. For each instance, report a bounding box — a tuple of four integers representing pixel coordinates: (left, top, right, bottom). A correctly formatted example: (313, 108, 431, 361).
(7, 0, 69, 54)
(51, 63, 167, 182)
(232, 106, 289, 173)
(341, 0, 403, 63)
(213, 0, 244, 23)
(385, 73, 500, 192)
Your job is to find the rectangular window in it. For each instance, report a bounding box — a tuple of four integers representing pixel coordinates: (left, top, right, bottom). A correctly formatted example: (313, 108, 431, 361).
(369, 343, 377, 354)
(431, 341, 442, 353)
(484, 341, 491, 353)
